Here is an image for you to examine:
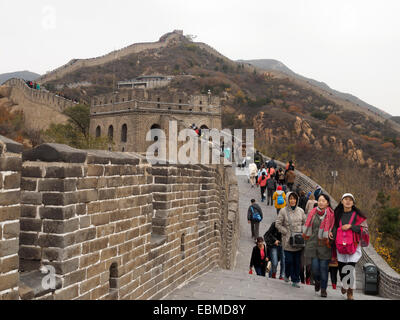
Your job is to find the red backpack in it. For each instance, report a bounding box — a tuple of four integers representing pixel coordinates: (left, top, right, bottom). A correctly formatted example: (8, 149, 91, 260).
(336, 211, 358, 255)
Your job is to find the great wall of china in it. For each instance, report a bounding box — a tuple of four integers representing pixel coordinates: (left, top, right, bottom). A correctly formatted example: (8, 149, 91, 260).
(1, 51, 400, 300)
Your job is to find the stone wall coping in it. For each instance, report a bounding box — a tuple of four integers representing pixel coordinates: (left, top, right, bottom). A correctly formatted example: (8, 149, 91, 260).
(0, 135, 23, 154)
(21, 143, 145, 165)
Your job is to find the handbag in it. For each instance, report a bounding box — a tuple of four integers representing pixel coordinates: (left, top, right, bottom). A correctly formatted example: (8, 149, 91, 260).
(287, 210, 305, 248)
(266, 261, 272, 273)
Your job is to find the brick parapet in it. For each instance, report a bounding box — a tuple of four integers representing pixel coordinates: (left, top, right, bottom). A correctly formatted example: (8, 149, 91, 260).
(9, 143, 239, 300)
(0, 135, 23, 300)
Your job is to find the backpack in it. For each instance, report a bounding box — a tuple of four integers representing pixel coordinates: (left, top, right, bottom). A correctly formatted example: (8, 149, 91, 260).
(250, 206, 262, 222)
(277, 193, 284, 205)
(336, 211, 358, 255)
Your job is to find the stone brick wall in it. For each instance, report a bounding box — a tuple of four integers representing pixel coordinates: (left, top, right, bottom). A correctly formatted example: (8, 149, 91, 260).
(0, 136, 23, 300)
(261, 152, 400, 299)
(37, 31, 184, 84)
(9, 143, 239, 300)
(3, 78, 77, 113)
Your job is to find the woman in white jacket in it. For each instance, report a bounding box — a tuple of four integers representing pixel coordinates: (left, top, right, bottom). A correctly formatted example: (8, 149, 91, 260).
(249, 163, 258, 187)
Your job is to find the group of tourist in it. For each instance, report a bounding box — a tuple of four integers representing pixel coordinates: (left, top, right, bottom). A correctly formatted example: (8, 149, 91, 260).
(247, 155, 369, 300)
(25, 80, 40, 90)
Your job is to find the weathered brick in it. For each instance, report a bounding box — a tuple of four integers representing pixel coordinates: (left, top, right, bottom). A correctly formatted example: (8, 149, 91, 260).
(3, 221, 19, 239)
(4, 173, 21, 190)
(45, 166, 83, 178)
(90, 284, 108, 300)
(0, 190, 20, 206)
(0, 272, 19, 291)
(100, 200, 118, 213)
(42, 192, 78, 206)
(43, 218, 79, 234)
(0, 254, 19, 273)
(89, 238, 109, 252)
(19, 231, 39, 246)
(0, 206, 20, 222)
(91, 212, 110, 226)
(0, 157, 22, 172)
(39, 206, 75, 220)
(77, 177, 98, 190)
(96, 224, 115, 238)
(21, 191, 41, 205)
(20, 218, 42, 232)
(98, 188, 116, 200)
(100, 247, 117, 261)
(109, 233, 125, 247)
(87, 262, 106, 279)
(78, 189, 98, 203)
(87, 202, 100, 215)
(38, 233, 75, 248)
(87, 165, 104, 177)
(105, 166, 121, 176)
(106, 176, 123, 188)
(19, 246, 42, 260)
(80, 276, 101, 295)
(22, 166, 43, 178)
(1, 289, 20, 300)
(79, 252, 100, 269)
(79, 215, 91, 229)
(75, 227, 96, 243)
(47, 258, 79, 275)
(54, 284, 79, 300)
(38, 179, 62, 192)
(64, 269, 86, 287)
(21, 178, 37, 191)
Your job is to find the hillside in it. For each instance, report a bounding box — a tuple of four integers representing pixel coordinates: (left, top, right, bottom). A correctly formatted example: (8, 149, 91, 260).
(0, 70, 40, 84)
(240, 59, 392, 120)
(35, 32, 400, 184)
(2, 30, 400, 270)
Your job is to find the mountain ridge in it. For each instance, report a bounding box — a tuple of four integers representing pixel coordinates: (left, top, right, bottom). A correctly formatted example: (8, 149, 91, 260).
(0, 70, 40, 85)
(239, 59, 392, 119)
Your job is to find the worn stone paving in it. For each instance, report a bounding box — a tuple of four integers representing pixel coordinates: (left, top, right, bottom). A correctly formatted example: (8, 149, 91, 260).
(164, 173, 386, 300)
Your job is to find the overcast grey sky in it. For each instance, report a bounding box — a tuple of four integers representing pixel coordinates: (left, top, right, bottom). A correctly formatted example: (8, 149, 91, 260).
(1, 0, 399, 115)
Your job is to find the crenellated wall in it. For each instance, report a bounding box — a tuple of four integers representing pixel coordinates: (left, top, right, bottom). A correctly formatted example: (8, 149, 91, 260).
(0, 136, 23, 299)
(0, 137, 239, 300)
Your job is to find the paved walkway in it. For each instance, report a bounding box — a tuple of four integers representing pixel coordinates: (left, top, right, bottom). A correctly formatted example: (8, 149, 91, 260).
(164, 174, 386, 300)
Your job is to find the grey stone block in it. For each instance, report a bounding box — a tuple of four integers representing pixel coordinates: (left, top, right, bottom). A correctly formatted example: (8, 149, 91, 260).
(0, 135, 23, 154)
(22, 143, 87, 163)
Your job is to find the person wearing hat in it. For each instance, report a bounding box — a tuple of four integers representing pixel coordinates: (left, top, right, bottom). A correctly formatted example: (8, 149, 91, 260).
(328, 193, 369, 300)
(273, 185, 286, 215)
(276, 192, 307, 288)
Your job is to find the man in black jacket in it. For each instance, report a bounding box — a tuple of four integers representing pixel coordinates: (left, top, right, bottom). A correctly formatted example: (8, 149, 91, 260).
(264, 222, 285, 279)
(266, 174, 277, 206)
(247, 199, 263, 241)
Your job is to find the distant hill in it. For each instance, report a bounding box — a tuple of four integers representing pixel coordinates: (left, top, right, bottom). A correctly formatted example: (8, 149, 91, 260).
(0, 71, 41, 84)
(391, 117, 400, 125)
(238, 59, 392, 119)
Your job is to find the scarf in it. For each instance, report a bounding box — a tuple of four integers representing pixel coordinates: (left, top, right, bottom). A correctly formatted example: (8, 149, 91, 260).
(302, 206, 335, 247)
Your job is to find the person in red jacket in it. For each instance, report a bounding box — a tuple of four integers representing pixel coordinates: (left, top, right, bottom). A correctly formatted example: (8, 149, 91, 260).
(258, 172, 268, 202)
(250, 237, 269, 276)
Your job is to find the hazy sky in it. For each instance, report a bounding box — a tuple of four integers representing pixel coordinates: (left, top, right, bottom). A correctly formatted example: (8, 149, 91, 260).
(1, 0, 399, 115)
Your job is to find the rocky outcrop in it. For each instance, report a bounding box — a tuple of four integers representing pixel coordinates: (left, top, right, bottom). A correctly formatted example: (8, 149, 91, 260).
(256, 114, 400, 184)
